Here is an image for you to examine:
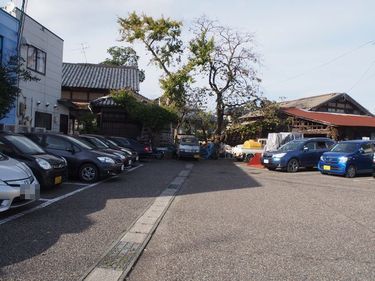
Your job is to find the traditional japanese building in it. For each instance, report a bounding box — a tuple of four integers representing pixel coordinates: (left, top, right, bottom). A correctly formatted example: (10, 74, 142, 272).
(240, 93, 375, 140)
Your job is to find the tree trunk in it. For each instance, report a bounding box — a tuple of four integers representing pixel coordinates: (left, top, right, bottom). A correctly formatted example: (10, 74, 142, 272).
(215, 92, 225, 137)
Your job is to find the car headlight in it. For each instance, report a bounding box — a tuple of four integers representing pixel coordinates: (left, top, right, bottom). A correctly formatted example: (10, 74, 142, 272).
(339, 156, 348, 163)
(36, 158, 52, 170)
(113, 153, 125, 160)
(272, 153, 286, 158)
(320, 156, 324, 161)
(97, 156, 115, 164)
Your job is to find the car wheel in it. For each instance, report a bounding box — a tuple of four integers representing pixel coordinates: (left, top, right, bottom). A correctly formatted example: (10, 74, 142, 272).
(79, 163, 99, 183)
(286, 159, 299, 173)
(346, 165, 356, 178)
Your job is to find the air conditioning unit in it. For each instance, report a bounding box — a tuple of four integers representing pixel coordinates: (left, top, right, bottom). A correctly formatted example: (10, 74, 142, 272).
(31, 127, 46, 133)
(17, 125, 30, 133)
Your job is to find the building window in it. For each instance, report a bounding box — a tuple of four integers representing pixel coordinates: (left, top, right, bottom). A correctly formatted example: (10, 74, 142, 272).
(35, 111, 52, 130)
(27, 45, 46, 75)
(0, 36, 3, 65)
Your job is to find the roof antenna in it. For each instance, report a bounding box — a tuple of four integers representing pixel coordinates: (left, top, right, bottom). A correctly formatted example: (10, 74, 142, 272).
(80, 42, 89, 63)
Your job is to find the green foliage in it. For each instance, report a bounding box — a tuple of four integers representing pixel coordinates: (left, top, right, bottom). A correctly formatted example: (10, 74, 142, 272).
(101, 46, 145, 82)
(118, 12, 183, 72)
(0, 57, 38, 120)
(77, 113, 98, 134)
(112, 89, 177, 132)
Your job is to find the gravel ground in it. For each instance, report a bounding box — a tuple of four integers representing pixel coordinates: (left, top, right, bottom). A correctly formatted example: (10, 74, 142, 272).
(128, 160, 375, 281)
(0, 159, 186, 281)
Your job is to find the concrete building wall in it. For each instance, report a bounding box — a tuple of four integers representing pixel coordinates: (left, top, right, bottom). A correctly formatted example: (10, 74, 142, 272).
(16, 11, 69, 132)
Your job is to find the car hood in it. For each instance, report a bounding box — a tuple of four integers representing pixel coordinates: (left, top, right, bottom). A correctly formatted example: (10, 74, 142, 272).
(322, 151, 354, 158)
(29, 153, 65, 164)
(263, 150, 291, 156)
(0, 157, 33, 181)
(92, 149, 121, 160)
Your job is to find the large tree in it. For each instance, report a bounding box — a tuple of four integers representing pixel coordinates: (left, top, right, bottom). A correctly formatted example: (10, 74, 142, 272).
(117, 12, 196, 134)
(190, 17, 261, 137)
(102, 46, 145, 82)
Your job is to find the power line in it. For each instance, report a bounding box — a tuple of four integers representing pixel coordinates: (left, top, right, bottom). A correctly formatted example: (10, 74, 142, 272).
(269, 40, 375, 86)
(347, 59, 375, 92)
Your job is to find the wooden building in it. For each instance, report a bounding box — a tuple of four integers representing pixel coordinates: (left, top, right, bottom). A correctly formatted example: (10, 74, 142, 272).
(240, 93, 375, 140)
(60, 63, 145, 134)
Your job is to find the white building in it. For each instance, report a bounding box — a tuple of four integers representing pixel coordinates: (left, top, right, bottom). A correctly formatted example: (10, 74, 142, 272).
(10, 8, 69, 132)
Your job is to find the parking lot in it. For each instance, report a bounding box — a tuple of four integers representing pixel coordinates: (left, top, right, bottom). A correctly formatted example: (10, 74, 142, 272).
(1, 159, 375, 281)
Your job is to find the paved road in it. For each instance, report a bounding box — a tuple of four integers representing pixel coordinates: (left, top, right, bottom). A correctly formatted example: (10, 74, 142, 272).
(128, 160, 375, 281)
(0, 160, 186, 281)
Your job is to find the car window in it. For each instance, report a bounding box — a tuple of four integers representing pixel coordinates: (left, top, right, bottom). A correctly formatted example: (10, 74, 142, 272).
(361, 143, 373, 154)
(4, 135, 45, 155)
(315, 141, 328, 149)
(305, 142, 316, 150)
(0, 140, 16, 155)
(45, 135, 71, 150)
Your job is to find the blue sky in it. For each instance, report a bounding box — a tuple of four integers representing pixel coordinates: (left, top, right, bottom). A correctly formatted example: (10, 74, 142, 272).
(4, 0, 375, 112)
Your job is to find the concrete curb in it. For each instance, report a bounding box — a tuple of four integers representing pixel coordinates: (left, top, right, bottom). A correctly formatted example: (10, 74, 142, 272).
(80, 164, 194, 281)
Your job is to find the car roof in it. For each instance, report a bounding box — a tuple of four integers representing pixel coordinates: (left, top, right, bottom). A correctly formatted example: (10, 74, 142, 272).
(338, 140, 375, 144)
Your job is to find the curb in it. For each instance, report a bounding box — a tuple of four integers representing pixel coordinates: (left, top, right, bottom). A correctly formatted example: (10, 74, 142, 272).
(80, 164, 194, 281)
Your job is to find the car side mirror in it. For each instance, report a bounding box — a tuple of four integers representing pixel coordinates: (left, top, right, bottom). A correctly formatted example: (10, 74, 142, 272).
(66, 146, 75, 154)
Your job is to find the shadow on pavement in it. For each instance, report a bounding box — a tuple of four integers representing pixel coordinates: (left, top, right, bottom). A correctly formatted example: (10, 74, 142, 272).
(0, 159, 260, 278)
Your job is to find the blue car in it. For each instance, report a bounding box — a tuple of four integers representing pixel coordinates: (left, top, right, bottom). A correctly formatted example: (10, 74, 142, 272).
(319, 140, 375, 178)
(262, 138, 335, 172)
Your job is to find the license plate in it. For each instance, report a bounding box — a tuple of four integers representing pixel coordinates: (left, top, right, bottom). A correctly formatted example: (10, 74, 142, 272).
(136, 156, 139, 161)
(323, 165, 331, 171)
(54, 176, 62, 185)
(193, 154, 200, 159)
(263, 159, 269, 164)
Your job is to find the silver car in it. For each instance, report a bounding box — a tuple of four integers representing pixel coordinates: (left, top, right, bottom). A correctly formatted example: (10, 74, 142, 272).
(0, 153, 39, 212)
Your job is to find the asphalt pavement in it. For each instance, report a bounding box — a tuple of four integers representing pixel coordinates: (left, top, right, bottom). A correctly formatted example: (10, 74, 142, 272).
(0, 159, 186, 281)
(128, 160, 375, 281)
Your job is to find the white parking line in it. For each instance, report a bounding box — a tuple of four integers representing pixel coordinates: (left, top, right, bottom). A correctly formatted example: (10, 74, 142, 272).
(0, 165, 144, 226)
(126, 164, 143, 172)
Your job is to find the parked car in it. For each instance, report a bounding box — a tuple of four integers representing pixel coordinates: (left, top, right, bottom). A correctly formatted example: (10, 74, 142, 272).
(373, 154, 375, 178)
(0, 152, 39, 212)
(84, 134, 139, 165)
(24, 133, 124, 183)
(262, 138, 335, 172)
(176, 136, 200, 160)
(73, 135, 132, 167)
(108, 136, 153, 159)
(319, 140, 375, 178)
(0, 132, 67, 188)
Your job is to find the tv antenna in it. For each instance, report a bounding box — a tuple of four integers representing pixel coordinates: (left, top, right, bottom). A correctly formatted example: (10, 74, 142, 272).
(80, 42, 89, 63)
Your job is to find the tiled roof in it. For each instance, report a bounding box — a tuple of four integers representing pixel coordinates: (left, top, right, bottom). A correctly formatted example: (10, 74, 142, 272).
(62, 63, 140, 91)
(90, 94, 150, 109)
(283, 108, 375, 127)
(279, 93, 341, 110)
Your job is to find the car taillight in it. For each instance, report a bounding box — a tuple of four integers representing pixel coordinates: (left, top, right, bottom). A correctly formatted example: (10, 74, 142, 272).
(144, 146, 152, 152)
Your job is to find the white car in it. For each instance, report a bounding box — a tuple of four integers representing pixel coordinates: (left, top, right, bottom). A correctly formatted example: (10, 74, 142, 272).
(0, 153, 39, 212)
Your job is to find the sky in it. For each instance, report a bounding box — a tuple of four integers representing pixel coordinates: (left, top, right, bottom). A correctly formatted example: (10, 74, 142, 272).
(3, 0, 375, 112)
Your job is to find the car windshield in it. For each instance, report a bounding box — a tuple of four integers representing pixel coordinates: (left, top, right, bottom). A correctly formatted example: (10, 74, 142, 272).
(331, 142, 359, 153)
(65, 136, 94, 150)
(180, 137, 199, 146)
(279, 140, 304, 152)
(82, 137, 108, 149)
(4, 135, 45, 155)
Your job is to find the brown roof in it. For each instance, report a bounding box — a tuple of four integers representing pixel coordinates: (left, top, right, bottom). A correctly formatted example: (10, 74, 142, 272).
(283, 108, 375, 127)
(279, 93, 341, 110)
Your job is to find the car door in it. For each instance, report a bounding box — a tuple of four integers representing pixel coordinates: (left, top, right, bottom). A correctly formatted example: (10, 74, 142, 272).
(300, 141, 317, 167)
(44, 135, 78, 171)
(315, 140, 331, 162)
(357, 142, 374, 173)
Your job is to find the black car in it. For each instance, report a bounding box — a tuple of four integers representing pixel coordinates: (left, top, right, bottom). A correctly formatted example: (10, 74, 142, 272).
(0, 132, 67, 188)
(24, 133, 124, 183)
(108, 136, 153, 159)
(74, 135, 132, 167)
(84, 134, 139, 165)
